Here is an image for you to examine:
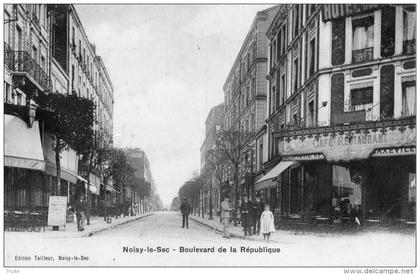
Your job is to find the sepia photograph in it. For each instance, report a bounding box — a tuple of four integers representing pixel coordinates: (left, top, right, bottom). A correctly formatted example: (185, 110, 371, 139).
(2, 2, 417, 272)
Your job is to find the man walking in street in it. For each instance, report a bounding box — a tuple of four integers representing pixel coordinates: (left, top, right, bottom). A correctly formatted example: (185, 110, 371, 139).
(240, 196, 252, 236)
(180, 198, 191, 229)
(254, 196, 265, 235)
(75, 195, 85, 231)
(221, 196, 232, 238)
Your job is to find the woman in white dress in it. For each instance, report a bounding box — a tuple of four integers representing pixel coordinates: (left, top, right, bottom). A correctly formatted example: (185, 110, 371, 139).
(260, 204, 275, 242)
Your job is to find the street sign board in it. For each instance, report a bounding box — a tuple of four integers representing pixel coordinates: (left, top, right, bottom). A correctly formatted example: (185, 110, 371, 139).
(47, 196, 68, 227)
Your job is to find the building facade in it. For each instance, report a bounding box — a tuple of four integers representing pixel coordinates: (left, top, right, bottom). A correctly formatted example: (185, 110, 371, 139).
(123, 148, 158, 214)
(4, 4, 114, 216)
(259, 4, 416, 226)
(200, 103, 224, 216)
(222, 6, 279, 203)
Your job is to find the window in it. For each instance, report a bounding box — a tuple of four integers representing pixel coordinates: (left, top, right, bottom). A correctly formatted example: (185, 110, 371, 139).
(272, 40, 277, 67)
(258, 140, 263, 171)
(271, 85, 276, 113)
(350, 86, 373, 120)
(5, 12, 10, 45)
(71, 65, 75, 91)
(4, 83, 12, 103)
(308, 100, 315, 127)
(308, 38, 315, 77)
(281, 74, 286, 104)
(403, 6, 416, 54)
(72, 27, 75, 46)
(402, 81, 416, 116)
(352, 17, 374, 63)
(16, 26, 22, 51)
(41, 55, 45, 70)
(293, 6, 299, 37)
(332, 165, 362, 220)
(293, 58, 299, 93)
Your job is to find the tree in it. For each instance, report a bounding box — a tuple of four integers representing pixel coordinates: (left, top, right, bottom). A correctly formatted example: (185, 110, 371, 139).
(80, 129, 113, 224)
(205, 147, 227, 219)
(213, 128, 254, 226)
(37, 92, 95, 196)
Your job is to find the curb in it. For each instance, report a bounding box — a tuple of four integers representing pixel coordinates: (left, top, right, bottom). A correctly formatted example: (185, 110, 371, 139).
(182, 213, 263, 242)
(83, 213, 153, 237)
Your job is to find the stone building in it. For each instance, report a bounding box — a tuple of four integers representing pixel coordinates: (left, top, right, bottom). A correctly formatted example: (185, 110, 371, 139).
(200, 103, 224, 216)
(222, 6, 279, 202)
(259, 4, 416, 226)
(4, 4, 115, 216)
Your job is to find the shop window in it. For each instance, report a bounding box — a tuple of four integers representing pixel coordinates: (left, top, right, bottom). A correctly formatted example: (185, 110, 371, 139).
(352, 16, 374, 63)
(408, 173, 416, 221)
(290, 167, 302, 215)
(402, 81, 416, 116)
(403, 6, 416, 55)
(349, 86, 373, 120)
(332, 165, 362, 222)
(381, 6, 395, 57)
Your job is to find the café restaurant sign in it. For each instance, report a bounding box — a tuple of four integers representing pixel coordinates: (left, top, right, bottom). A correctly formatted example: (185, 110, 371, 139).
(321, 4, 382, 22)
(278, 126, 416, 162)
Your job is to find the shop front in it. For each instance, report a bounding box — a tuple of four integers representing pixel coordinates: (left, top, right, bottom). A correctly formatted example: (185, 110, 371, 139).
(4, 115, 46, 210)
(273, 118, 416, 227)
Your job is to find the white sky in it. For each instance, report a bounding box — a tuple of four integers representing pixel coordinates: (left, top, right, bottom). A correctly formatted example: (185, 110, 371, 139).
(75, 4, 272, 207)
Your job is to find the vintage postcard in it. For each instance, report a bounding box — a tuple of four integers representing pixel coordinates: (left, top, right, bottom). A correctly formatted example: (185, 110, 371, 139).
(2, 2, 417, 273)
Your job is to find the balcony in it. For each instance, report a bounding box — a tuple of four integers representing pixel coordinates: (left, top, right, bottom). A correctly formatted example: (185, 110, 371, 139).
(4, 44, 51, 93)
(403, 39, 416, 55)
(352, 47, 373, 64)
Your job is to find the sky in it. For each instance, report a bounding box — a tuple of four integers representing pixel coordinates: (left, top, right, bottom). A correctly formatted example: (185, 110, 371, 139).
(75, 4, 272, 207)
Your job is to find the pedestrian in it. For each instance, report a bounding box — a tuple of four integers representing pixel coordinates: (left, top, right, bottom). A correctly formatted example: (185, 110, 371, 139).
(240, 196, 252, 236)
(221, 196, 232, 238)
(254, 196, 265, 235)
(260, 204, 275, 242)
(180, 198, 191, 229)
(248, 197, 256, 235)
(75, 195, 85, 232)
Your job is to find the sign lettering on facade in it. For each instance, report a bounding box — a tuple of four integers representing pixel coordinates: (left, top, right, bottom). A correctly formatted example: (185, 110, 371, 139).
(278, 126, 416, 162)
(371, 146, 416, 157)
(322, 4, 381, 22)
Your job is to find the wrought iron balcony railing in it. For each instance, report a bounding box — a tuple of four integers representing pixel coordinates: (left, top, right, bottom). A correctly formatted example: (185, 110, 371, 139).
(403, 39, 416, 55)
(352, 47, 373, 64)
(4, 44, 51, 92)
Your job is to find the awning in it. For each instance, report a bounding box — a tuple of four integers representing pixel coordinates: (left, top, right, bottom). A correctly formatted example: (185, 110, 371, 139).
(4, 115, 45, 171)
(76, 175, 87, 183)
(255, 161, 297, 191)
(45, 164, 78, 184)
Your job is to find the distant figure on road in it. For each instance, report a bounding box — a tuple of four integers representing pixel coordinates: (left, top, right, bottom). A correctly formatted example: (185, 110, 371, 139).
(180, 198, 191, 229)
(221, 196, 232, 238)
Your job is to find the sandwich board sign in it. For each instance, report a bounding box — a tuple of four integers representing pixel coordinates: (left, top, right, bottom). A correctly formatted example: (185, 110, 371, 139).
(47, 196, 68, 230)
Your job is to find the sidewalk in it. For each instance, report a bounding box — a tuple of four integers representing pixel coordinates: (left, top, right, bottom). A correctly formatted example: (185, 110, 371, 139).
(187, 213, 270, 242)
(5, 212, 153, 239)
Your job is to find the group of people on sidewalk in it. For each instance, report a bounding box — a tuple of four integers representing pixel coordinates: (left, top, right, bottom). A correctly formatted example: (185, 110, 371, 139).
(180, 195, 275, 242)
(222, 195, 275, 242)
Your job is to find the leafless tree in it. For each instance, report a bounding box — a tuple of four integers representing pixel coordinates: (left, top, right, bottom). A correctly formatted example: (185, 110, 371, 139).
(213, 128, 254, 226)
